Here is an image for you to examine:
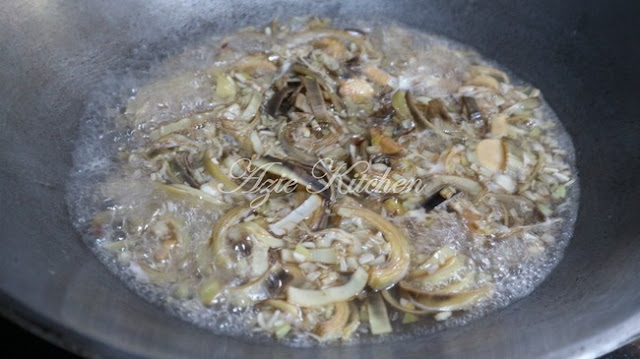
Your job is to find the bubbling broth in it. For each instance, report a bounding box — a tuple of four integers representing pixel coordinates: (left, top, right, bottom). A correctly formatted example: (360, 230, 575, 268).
(67, 18, 578, 346)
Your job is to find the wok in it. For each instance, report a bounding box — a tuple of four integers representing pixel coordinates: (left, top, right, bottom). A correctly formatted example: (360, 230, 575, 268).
(1, 0, 639, 358)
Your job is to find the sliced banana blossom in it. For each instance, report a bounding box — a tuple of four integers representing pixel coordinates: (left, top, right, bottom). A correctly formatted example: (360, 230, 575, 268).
(315, 301, 351, 340)
(264, 299, 303, 320)
(408, 246, 456, 278)
(419, 175, 486, 208)
(209, 206, 253, 269)
(251, 156, 330, 199)
(408, 285, 491, 312)
(286, 267, 368, 307)
(403, 255, 465, 289)
(269, 194, 324, 236)
(335, 204, 411, 290)
(240, 221, 285, 248)
(380, 290, 433, 315)
(227, 263, 289, 307)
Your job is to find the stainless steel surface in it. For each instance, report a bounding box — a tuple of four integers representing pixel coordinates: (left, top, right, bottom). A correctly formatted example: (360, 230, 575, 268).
(1, 1, 639, 358)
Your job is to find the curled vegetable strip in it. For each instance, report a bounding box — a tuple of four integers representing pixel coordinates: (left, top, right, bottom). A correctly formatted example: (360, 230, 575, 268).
(203, 150, 239, 192)
(269, 194, 324, 236)
(149, 113, 210, 141)
(409, 285, 491, 312)
(342, 302, 361, 339)
(335, 205, 411, 290)
(380, 290, 433, 315)
(286, 267, 368, 307)
(155, 183, 224, 206)
(404, 255, 465, 288)
(264, 299, 302, 319)
(315, 302, 350, 340)
(227, 264, 286, 307)
(278, 119, 346, 166)
(420, 175, 486, 200)
(240, 92, 264, 123)
(404, 91, 439, 133)
(402, 271, 475, 296)
(240, 221, 285, 248)
(251, 156, 329, 198)
(209, 206, 253, 269)
(407, 246, 456, 279)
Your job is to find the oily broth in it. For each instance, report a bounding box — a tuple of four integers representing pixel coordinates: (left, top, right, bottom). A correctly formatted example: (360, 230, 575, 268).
(67, 19, 579, 346)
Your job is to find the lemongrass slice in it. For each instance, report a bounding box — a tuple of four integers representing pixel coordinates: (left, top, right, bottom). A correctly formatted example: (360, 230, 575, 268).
(368, 292, 392, 335)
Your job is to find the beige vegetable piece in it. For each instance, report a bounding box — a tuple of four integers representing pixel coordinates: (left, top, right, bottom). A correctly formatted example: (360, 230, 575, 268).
(214, 72, 237, 100)
(467, 75, 501, 92)
(264, 299, 303, 319)
(490, 114, 509, 137)
(363, 65, 392, 86)
(470, 65, 510, 83)
(232, 54, 277, 76)
(314, 37, 349, 61)
(368, 292, 392, 335)
(339, 78, 375, 103)
(476, 138, 506, 171)
(370, 128, 404, 155)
